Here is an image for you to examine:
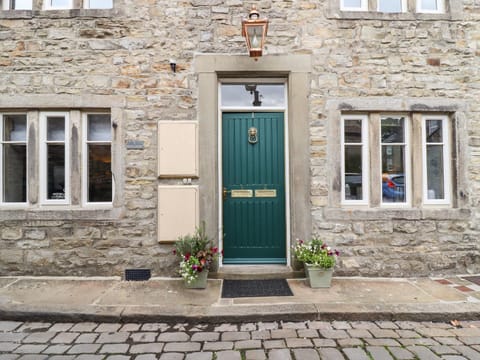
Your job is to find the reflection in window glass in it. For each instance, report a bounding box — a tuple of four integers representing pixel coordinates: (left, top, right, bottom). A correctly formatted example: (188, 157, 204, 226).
(86, 0, 112, 8)
(381, 117, 404, 143)
(343, 0, 362, 7)
(47, 117, 65, 141)
(221, 84, 285, 108)
(343, 118, 365, 201)
(381, 117, 406, 203)
(48, 0, 71, 8)
(378, 0, 403, 12)
(420, 0, 441, 11)
(47, 145, 65, 200)
(2, 115, 27, 203)
(425, 119, 445, 200)
(11, 0, 32, 9)
(43, 114, 67, 202)
(88, 114, 111, 141)
(3, 115, 26, 142)
(86, 114, 112, 203)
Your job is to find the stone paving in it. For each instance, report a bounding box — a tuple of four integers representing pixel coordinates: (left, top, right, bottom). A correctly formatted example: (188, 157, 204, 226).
(0, 320, 480, 359)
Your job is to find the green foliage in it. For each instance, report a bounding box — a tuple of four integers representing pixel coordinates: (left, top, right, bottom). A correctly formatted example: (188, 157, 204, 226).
(292, 236, 339, 269)
(173, 222, 220, 284)
(174, 222, 212, 259)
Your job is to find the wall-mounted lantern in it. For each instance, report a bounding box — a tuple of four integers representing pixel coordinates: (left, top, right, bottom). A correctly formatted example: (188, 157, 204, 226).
(241, 5, 269, 58)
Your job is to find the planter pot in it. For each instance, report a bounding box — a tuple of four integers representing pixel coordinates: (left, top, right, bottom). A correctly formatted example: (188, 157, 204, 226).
(304, 264, 333, 288)
(184, 270, 209, 289)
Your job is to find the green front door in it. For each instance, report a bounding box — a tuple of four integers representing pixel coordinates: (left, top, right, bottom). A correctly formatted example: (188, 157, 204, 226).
(222, 112, 286, 264)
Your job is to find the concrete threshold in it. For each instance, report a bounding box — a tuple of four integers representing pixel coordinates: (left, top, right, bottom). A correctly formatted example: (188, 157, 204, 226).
(212, 264, 304, 279)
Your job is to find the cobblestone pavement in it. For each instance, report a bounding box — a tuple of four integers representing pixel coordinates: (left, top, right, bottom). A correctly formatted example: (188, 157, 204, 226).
(0, 320, 480, 359)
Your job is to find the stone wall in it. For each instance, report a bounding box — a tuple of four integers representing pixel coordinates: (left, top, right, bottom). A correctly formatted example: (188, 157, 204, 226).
(0, 0, 479, 276)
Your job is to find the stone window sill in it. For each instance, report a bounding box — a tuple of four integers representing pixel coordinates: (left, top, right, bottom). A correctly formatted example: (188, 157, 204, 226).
(327, 10, 461, 21)
(0, 8, 115, 19)
(0, 207, 123, 221)
(324, 207, 470, 221)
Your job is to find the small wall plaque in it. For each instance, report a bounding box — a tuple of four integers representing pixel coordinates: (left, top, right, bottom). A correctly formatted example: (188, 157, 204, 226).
(231, 189, 253, 198)
(126, 140, 145, 150)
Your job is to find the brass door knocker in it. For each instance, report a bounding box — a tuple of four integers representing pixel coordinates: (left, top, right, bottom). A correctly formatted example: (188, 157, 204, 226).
(248, 127, 258, 144)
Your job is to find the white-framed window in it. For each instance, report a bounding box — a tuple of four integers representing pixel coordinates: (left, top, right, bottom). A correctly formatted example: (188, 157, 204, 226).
(0, 113, 27, 204)
(341, 113, 452, 208)
(39, 112, 70, 205)
(417, 0, 444, 13)
(378, 0, 407, 12)
(340, 0, 367, 11)
(422, 115, 451, 205)
(83, 0, 112, 9)
(380, 115, 410, 206)
(82, 113, 113, 205)
(44, 0, 72, 10)
(2, 0, 32, 10)
(341, 115, 369, 204)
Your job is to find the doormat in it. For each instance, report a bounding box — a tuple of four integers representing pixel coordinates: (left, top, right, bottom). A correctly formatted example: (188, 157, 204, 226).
(462, 276, 480, 286)
(221, 279, 293, 298)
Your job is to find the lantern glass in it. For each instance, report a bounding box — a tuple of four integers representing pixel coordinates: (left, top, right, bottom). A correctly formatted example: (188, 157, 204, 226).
(247, 25, 264, 49)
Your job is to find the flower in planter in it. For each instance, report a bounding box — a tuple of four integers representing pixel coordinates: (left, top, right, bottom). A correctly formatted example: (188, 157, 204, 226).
(292, 237, 339, 269)
(173, 223, 220, 284)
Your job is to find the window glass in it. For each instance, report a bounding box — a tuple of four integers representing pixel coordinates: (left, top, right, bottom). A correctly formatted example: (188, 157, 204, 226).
(425, 119, 446, 200)
(43, 114, 67, 202)
(2, 115, 27, 203)
(343, 118, 365, 202)
(3, 115, 26, 142)
(10, 0, 32, 9)
(378, 0, 403, 12)
(88, 144, 112, 202)
(47, 145, 65, 200)
(426, 119, 443, 142)
(381, 117, 406, 203)
(343, 0, 362, 7)
(47, 117, 65, 141)
(48, 0, 71, 8)
(420, 0, 441, 11)
(86, 114, 112, 203)
(87, 114, 111, 141)
(221, 84, 285, 108)
(86, 0, 112, 8)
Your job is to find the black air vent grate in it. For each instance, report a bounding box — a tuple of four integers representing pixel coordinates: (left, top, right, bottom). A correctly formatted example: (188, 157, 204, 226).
(125, 269, 151, 281)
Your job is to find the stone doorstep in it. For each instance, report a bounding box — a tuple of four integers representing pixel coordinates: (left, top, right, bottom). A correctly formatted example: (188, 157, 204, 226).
(211, 265, 304, 280)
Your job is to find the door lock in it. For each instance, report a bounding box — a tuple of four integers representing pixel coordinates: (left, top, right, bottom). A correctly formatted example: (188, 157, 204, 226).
(223, 187, 230, 201)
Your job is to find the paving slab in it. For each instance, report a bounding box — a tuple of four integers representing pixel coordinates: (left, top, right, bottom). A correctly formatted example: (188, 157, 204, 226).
(0, 276, 478, 324)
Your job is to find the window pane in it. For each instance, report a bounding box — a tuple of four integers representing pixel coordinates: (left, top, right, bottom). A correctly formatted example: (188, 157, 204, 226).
(47, 145, 65, 200)
(88, 144, 112, 202)
(3, 144, 26, 202)
(47, 117, 65, 141)
(343, 0, 362, 7)
(426, 145, 445, 199)
(381, 117, 404, 143)
(88, 114, 111, 141)
(379, 0, 402, 12)
(426, 119, 443, 143)
(345, 145, 363, 200)
(421, 0, 438, 10)
(221, 84, 285, 107)
(344, 119, 362, 143)
(382, 146, 406, 203)
(50, 0, 70, 7)
(87, 0, 112, 8)
(3, 115, 26, 141)
(12, 0, 32, 9)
